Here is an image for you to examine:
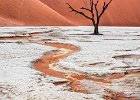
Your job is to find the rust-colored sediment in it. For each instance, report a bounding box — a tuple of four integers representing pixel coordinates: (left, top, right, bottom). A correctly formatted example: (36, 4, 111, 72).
(0, 36, 31, 40)
(34, 41, 140, 97)
(34, 41, 111, 93)
(104, 90, 138, 100)
(99, 70, 140, 81)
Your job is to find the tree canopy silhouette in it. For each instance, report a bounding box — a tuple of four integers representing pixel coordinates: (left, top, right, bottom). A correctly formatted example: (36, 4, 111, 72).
(67, 0, 113, 35)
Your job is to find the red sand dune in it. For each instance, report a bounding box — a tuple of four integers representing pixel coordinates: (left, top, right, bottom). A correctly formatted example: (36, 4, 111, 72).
(0, 0, 140, 26)
(0, 16, 21, 26)
(0, 0, 73, 26)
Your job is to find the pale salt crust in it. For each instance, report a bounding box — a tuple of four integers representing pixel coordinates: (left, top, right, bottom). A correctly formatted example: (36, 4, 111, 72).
(42, 26, 140, 75)
(17, 26, 139, 98)
(42, 26, 140, 98)
(0, 27, 103, 100)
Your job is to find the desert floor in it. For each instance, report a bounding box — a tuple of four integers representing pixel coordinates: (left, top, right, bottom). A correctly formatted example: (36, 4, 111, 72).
(0, 26, 140, 100)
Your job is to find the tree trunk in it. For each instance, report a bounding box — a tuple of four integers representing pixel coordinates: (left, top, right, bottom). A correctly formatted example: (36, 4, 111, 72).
(92, 24, 100, 35)
(93, 24, 99, 35)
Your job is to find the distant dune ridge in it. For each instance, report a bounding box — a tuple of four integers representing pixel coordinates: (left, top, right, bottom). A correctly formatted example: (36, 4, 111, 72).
(0, 0, 140, 26)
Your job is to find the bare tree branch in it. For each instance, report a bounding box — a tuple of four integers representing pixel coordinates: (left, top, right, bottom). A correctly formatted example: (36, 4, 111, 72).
(94, 0, 99, 24)
(66, 3, 92, 20)
(90, 0, 96, 25)
(81, 7, 91, 12)
(99, 0, 113, 18)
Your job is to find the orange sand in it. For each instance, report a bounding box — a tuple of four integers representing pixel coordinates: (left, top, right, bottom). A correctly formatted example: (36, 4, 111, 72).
(0, 0, 140, 26)
(0, 36, 31, 40)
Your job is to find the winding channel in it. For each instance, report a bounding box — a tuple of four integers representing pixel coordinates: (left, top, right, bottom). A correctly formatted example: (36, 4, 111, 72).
(34, 40, 140, 95)
(34, 41, 111, 93)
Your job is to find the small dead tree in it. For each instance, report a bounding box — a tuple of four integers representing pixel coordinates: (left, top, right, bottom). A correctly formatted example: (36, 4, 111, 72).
(67, 0, 113, 35)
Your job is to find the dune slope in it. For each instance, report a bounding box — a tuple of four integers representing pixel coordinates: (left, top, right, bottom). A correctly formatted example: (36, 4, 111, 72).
(0, 0, 73, 26)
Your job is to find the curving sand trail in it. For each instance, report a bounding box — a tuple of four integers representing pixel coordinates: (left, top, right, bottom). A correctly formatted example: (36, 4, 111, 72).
(34, 40, 140, 96)
(34, 41, 112, 93)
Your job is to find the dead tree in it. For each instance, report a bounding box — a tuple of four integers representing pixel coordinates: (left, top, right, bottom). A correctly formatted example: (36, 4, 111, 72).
(67, 0, 113, 35)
